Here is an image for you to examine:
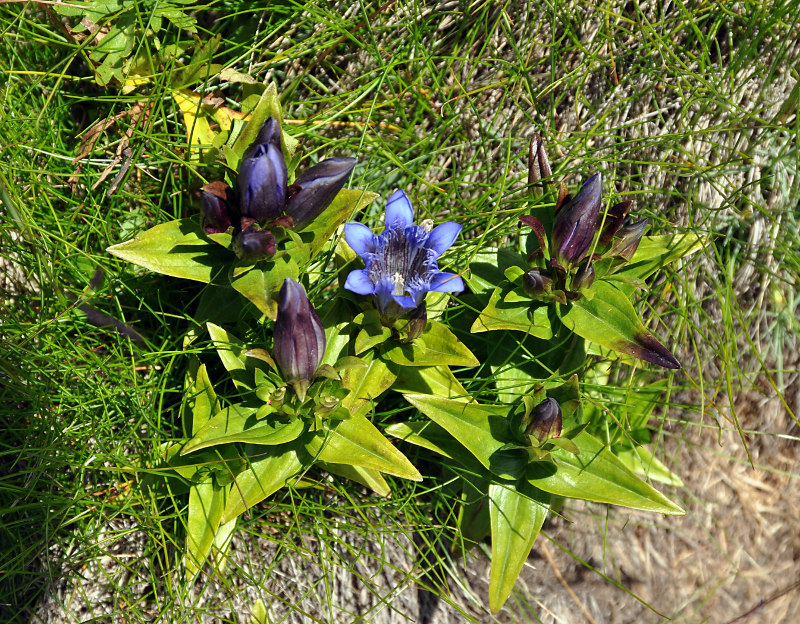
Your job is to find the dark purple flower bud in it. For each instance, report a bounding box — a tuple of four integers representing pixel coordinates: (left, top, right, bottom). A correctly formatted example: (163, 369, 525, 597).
(200, 183, 233, 234)
(284, 157, 357, 231)
(552, 173, 602, 267)
(528, 134, 552, 196)
(233, 226, 276, 262)
(238, 117, 288, 223)
(609, 217, 649, 260)
(201, 192, 230, 234)
(526, 397, 562, 442)
(572, 263, 595, 290)
(274, 278, 326, 401)
(522, 268, 554, 297)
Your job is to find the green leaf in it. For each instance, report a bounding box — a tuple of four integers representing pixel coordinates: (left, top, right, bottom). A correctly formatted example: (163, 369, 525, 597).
(230, 254, 299, 320)
(559, 280, 680, 369)
(209, 517, 236, 574)
(185, 478, 227, 580)
(152, 443, 244, 497)
(319, 298, 357, 366)
(230, 83, 297, 165)
(319, 462, 391, 496)
(340, 355, 396, 415)
(355, 322, 392, 355)
(385, 420, 459, 460)
(389, 364, 470, 399)
(206, 323, 263, 391)
(382, 321, 479, 367)
(190, 364, 218, 434)
(307, 415, 422, 481)
(488, 482, 550, 613)
(182, 405, 306, 454)
(220, 442, 306, 524)
(616, 443, 684, 487)
(403, 394, 526, 479)
(525, 431, 684, 514)
(472, 286, 553, 338)
(107, 218, 229, 283)
(293, 189, 378, 262)
(620, 233, 705, 282)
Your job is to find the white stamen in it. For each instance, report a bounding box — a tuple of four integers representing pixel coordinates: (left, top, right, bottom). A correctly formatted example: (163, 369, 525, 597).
(391, 272, 405, 296)
(420, 219, 434, 233)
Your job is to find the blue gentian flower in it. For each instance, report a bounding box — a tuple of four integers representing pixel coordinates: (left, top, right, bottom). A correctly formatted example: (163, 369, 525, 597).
(343, 190, 464, 325)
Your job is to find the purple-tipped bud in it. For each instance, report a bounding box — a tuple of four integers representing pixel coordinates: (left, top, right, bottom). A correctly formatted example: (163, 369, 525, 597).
(522, 268, 554, 297)
(274, 279, 326, 401)
(609, 217, 649, 260)
(200, 182, 234, 234)
(284, 157, 357, 231)
(552, 173, 602, 267)
(599, 200, 632, 246)
(233, 226, 277, 262)
(238, 117, 288, 223)
(528, 134, 552, 196)
(526, 397, 562, 442)
(572, 263, 595, 290)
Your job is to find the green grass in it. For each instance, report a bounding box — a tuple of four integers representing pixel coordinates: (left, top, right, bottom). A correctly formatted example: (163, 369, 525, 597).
(2, 1, 799, 622)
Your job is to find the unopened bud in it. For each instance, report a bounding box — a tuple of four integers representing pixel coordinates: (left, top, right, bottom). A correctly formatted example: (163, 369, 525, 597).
(233, 226, 277, 262)
(526, 398, 562, 442)
(522, 268, 554, 297)
(284, 157, 357, 231)
(273, 279, 326, 401)
(552, 173, 602, 267)
(572, 263, 595, 290)
(609, 217, 649, 260)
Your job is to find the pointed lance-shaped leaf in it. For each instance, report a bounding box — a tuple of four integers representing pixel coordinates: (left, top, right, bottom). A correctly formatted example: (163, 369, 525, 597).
(552, 173, 602, 266)
(274, 278, 326, 400)
(238, 117, 287, 223)
(284, 157, 356, 231)
(519, 214, 548, 256)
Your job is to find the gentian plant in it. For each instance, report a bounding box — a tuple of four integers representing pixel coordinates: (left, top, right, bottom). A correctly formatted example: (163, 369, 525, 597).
(109, 82, 704, 615)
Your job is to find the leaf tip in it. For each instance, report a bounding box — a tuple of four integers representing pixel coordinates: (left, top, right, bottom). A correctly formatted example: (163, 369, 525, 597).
(628, 332, 681, 369)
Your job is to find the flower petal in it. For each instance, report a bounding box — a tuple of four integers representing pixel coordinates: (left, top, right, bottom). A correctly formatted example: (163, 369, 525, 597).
(430, 272, 464, 293)
(392, 293, 419, 310)
(426, 221, 462, 257)
(344, 269, 375, 295)
(384, 190, 414, 228)
(344, 222, 376, 257)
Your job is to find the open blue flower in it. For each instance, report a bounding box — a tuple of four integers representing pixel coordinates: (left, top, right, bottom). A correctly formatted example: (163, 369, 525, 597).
(344, 190, 464, 324)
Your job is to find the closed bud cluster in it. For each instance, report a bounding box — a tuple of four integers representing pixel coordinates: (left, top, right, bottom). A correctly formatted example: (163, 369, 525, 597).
(201, 117, 357, 263)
